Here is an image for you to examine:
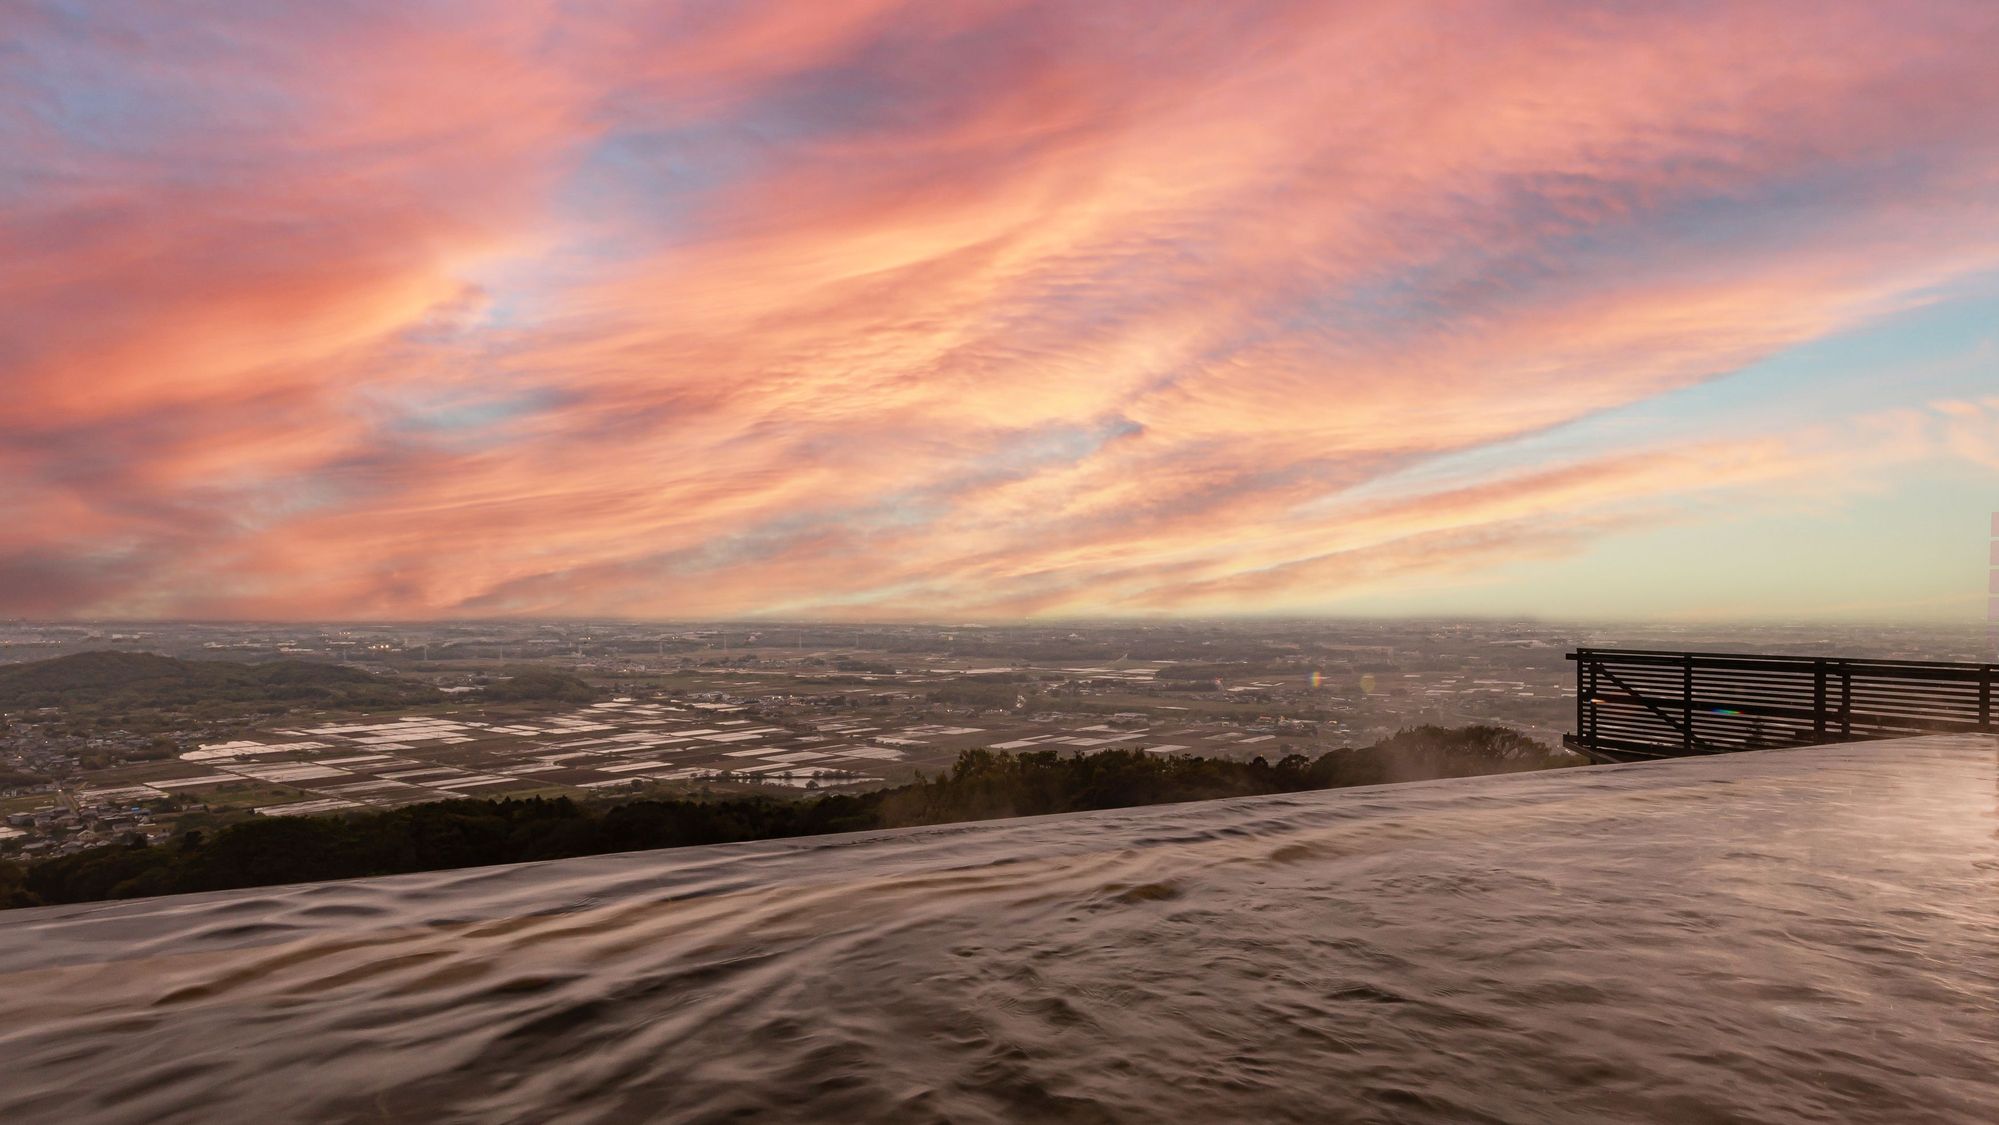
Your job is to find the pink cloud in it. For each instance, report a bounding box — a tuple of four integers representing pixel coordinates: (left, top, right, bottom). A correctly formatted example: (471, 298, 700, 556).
(5, 1, 1999, 619)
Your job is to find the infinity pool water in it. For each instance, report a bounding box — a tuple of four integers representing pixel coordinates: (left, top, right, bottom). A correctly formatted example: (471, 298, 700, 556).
(2, 734, 1994, 1123)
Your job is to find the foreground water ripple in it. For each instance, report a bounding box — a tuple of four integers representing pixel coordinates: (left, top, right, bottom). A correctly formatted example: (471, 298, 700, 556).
(2, 735, 1995, 1123)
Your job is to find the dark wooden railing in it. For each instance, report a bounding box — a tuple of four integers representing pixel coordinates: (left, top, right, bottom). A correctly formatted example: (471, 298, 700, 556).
(1565, 648, 1997, 763)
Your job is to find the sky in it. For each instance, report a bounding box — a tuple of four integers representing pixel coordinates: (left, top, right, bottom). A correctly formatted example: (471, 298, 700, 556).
(3, 1, 1997, 624)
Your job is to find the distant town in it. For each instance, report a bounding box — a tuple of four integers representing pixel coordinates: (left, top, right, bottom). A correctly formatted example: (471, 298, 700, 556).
(3, 618, 1987, 860)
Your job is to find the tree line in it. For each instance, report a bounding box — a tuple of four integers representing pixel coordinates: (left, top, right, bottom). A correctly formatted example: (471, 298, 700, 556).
(1, 725, 1571, 908)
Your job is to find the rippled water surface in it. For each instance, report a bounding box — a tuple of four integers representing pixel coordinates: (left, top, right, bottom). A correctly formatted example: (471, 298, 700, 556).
(2, 734, 1996, 1124)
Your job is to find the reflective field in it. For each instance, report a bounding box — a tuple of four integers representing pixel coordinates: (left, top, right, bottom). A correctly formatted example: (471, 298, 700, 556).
(3, 735, 1995, 1123)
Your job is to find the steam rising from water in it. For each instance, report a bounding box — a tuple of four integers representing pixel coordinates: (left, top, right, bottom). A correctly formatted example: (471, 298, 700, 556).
(3, 736, 1995, 1123)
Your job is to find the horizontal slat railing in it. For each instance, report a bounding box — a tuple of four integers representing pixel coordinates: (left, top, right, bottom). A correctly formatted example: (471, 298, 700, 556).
(1565, 649, 1996, 763)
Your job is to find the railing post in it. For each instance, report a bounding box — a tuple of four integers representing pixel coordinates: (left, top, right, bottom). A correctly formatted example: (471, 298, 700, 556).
(1587, 655, 1600, 755)
(1591, 658, 1601, 751)
(1575, 650, 1589, 753)
(1814, 660, 1827, 741)
(1682, 653, 1695, 753)
(1839, 662, 1852, 739)
(1981, 665, 1992, 731)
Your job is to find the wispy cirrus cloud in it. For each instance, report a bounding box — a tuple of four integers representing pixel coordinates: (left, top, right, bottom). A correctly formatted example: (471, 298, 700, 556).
(4, 0, 1998, 620)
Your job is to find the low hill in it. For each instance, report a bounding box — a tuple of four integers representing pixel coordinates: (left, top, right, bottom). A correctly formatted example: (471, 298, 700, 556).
(0, 651, 442, 718)
(1310, 724, 1572, 787)
(480, 667, 599, 704)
